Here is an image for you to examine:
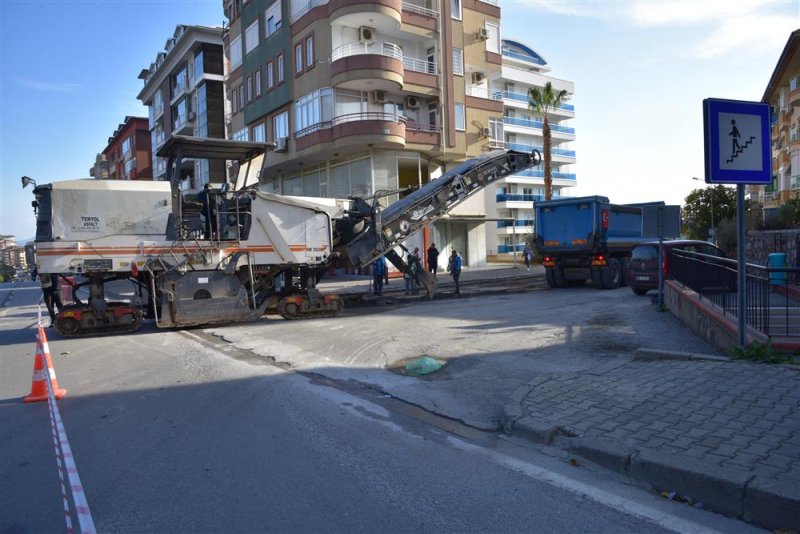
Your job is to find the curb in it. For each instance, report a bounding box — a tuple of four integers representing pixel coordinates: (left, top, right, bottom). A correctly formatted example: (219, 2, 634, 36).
(503, 414, 800, 530)
(632, 348, 730, 362)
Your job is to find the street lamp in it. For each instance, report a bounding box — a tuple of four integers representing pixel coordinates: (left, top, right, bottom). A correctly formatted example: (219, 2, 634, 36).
(21, 176, 36, 189)
(692, 177, 714, 244)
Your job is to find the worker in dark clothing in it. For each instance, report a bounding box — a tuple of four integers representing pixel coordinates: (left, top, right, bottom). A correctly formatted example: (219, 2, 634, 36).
(427, 243, 440, 277)
(40, 273, 63, 327)
(198, 183, 218, 240)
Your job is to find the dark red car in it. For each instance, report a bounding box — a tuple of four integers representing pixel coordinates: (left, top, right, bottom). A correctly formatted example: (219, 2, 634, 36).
(627, 240, 727, 295)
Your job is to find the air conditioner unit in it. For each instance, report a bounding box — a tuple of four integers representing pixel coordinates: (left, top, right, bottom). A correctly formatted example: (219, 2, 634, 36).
(372, 90, 387, 104)
(476, 27, 489, 41)
(359, 26, 375, 44)
(471, 72, 485, 84)
(480, 127, 491, 138)
(405, 96, 420, 109)
(274, 136, 288, 153)
(187, 111, 196, 122)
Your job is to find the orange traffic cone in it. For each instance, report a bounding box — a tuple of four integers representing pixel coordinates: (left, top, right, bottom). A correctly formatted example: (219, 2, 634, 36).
(24, 325, 67, 403)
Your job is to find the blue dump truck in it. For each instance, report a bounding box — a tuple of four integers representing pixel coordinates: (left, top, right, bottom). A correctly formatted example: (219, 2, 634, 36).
(534, 196, 664, 289)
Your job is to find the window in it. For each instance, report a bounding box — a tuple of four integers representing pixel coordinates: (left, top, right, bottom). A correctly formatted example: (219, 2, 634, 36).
(172, 98, 189, 130)
(171, 63, 188, 99)
(231, 86, 239, 113)
(265, 1, 282, 37)
(277, 53, 285, 83)
(233, 127, 248, 141)
(246, 75, 253, 102)
(305, 35, 314, 70)
(254, 69, 262, 97)
(251, 123, 266, 142)
(452, 48, 463, 76)
(295, 43, 303, 74)
(454, 103, 465, 131)
(230, 35, 242, 69)
(194, 50, 204, 82)
(273, 110, 289, 140)
(245, 20, 259, 54)
(451, 0, 462, 20)
(121, 136, 132, 155)
(294, 87, 333, 134)
(267, 61, 274, 89)
(485, 22, 500, 54)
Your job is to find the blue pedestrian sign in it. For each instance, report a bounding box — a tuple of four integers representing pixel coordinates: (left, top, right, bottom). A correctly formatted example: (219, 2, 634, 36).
(703, 98, 771, 184)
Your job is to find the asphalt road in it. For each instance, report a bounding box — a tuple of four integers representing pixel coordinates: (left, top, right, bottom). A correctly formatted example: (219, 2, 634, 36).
(0, 281, 756, 532)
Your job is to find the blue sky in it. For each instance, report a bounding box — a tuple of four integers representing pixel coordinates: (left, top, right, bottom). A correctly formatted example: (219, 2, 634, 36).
(1, 0, 797, 242)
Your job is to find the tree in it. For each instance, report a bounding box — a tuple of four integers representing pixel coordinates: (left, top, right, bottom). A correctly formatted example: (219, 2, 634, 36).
(681, 185, 737, 241)
(528, 82, 568, 201)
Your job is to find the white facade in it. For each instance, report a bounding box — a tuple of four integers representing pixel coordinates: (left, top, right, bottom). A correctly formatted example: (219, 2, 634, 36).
(484, 39, 576, 256)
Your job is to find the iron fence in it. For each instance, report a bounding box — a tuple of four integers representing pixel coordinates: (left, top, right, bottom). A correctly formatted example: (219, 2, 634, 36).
(669, 249, 800, 338)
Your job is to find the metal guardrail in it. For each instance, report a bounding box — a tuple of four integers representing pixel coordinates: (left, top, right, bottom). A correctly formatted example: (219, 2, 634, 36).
(402, 0, 438, 17)
(332, 41, 403, 62)
(670, 249, 800, 338)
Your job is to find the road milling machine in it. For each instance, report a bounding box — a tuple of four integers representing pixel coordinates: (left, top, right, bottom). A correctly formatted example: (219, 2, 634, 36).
(29, 136, 539, 337)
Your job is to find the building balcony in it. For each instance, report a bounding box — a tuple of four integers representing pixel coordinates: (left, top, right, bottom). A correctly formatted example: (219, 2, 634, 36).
(331, 41, 404, 91)
(294, 0, 402, 25)
(497, 244, 527, 253)
(295, 112, 406, 152)
(496, 193, 544, 203)
(498, 90, 575, 118)
(501, 46, 545, 67)
(401, 0, 438, 29)
(513, 169, 576, 181)
(496, 220, 535, 234)
(790, 85, 800, 105)
(503, 116, 575, 136)
(506, 142, 576, 161)
(405, 122, 441, 147)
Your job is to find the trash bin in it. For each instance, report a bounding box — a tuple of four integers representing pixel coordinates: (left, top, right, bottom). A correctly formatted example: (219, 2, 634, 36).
(768, 253, 787, 286)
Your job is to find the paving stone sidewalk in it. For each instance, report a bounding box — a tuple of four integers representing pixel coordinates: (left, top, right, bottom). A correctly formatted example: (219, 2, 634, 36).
(503, 358, 800, 530)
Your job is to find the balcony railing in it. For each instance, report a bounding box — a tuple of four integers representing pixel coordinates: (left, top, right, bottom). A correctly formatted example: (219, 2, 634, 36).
(296, 112, 406, 138)
(503, 116, 575, 134)
(332, 41, 403, 62)
(467, 84, 503, 100)
(498, 244, 527, 253)
(291, 0, 326, 23)
(497, 220, 534, 228)
(406, 122, 441, 133)
(500, 90, 574, 111)
(496, 193, 544, 203)
(506, 142, 576, 158)
(402, 0, 438, 17)
(403, 56, 436, 74)
(515, 169, 577, 180)
(501, 47, 546, 66)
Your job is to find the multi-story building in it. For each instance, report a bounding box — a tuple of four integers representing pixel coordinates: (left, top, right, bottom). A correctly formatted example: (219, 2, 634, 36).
(754, 29, 800, 221)
(137, 25, 227, 191)
(95, 116, 153, 180)
(89, 153, 110, 180)
(223, 0, 575, 266)
(486, 39, 575, 256)
(0, 236, 26, 269)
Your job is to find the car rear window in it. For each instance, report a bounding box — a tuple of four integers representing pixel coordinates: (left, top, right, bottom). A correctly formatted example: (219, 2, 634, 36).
(631, 245, 658, 261)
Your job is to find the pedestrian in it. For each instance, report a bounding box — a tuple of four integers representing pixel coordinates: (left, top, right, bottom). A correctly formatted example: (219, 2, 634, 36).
(405, 251, 421, 295)
(523, 244, 533, 271)
(372, 256, 387, 296)
(427, 242, 440, 277)
(40, 273, 63, 327)
(198, 183, 218, 240)
(447, 249, 462, 295)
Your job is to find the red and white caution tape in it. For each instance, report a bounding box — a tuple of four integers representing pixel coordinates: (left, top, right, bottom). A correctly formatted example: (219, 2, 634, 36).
(37, 306, 96, 534)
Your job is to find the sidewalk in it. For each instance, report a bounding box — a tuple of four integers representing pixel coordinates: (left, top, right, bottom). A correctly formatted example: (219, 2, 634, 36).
(318, 263, 544, 298)
(324, 266, 800, 529)
(502, 354, 800, 530)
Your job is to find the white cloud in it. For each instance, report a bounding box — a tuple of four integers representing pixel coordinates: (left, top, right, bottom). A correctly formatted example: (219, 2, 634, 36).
(14, 78, 82, 92)
(504, 0, 799, 59)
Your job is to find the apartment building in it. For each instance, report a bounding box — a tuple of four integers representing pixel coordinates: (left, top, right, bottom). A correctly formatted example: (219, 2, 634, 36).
(95, 116, 153, 180)
(486, 39, 575, 256)
(137, 25, 227, 191)
(0, 236, 25, 270)
(754, 29, 800, 221)
(223, 0, 574, 266)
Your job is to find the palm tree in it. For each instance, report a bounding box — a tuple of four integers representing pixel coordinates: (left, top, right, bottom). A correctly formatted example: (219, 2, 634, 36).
(528, 82, 568, 200)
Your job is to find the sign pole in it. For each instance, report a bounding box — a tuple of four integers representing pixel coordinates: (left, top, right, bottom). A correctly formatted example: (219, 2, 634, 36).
(736, 184, 746, 348)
